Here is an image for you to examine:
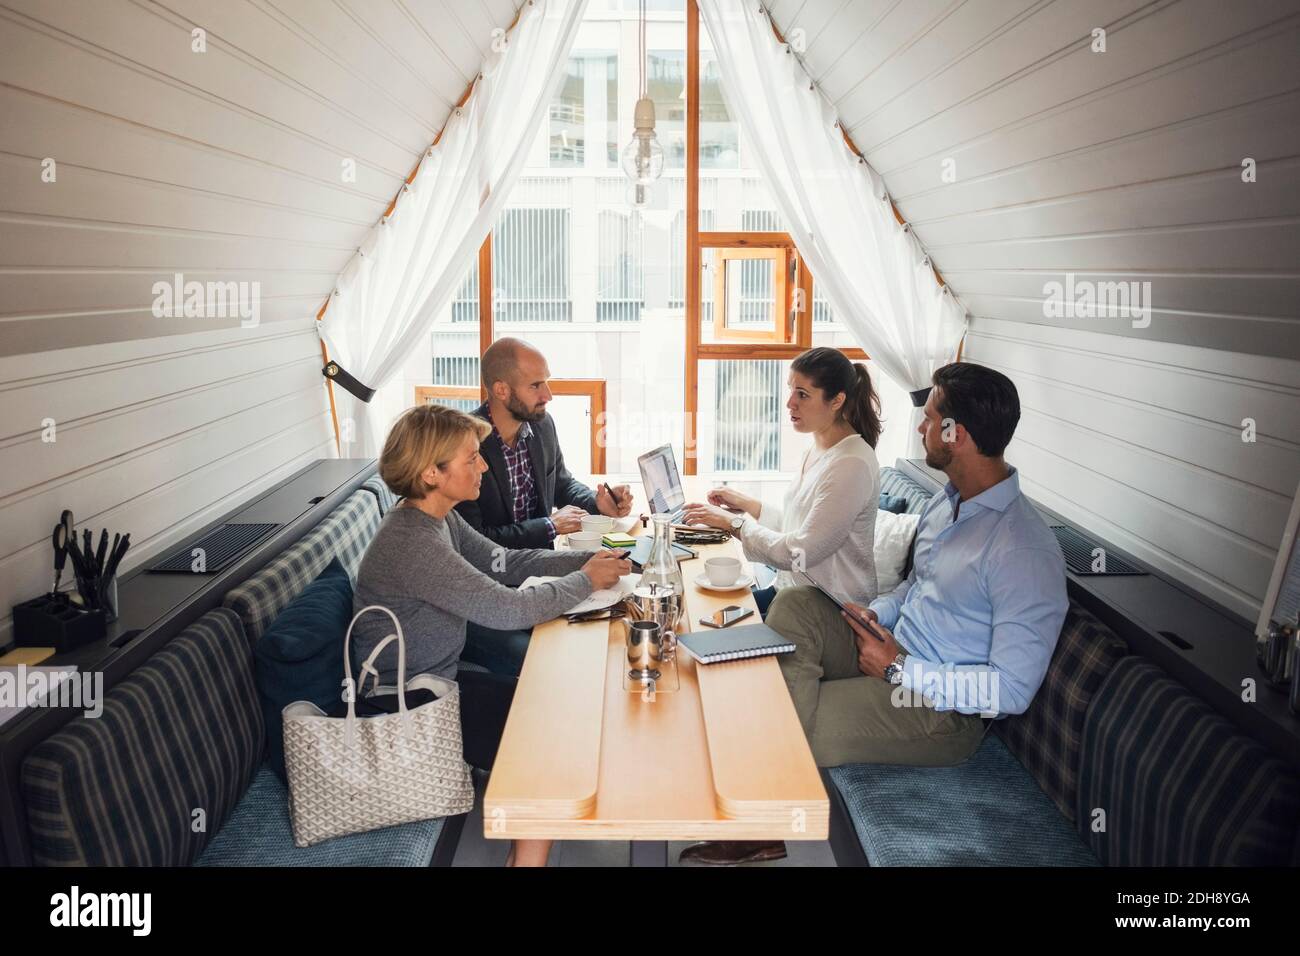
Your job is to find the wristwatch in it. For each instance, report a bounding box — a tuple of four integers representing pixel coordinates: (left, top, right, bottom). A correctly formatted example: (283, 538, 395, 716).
(729, 515, 744, 533)
(883, 652, 908, 686)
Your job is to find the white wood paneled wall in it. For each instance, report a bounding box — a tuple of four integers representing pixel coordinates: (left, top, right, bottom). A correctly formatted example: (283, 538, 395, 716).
(0, 0, 519, 643)
(767, 0, 1300, 619)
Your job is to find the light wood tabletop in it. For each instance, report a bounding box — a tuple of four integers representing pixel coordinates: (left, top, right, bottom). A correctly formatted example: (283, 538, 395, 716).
(483, 477, 828, 843)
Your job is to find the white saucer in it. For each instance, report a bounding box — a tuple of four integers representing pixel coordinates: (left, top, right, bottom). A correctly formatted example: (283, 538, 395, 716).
(695, 573, 756, 592)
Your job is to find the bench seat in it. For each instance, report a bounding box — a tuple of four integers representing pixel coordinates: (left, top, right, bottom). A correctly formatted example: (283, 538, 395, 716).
(829, 734, 1098, 867)
(196, 766, 449, 867)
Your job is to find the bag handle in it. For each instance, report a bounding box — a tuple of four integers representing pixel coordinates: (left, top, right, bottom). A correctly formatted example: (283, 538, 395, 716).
(341, 605, 409, 746)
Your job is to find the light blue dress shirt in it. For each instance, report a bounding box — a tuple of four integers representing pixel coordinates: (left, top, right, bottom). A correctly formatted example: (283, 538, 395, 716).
(868, 467, 1068, 717)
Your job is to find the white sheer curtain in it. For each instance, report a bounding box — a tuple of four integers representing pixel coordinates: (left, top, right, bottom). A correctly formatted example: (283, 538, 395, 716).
(699, 0, 967, 448)
(319, 0, 589, 457)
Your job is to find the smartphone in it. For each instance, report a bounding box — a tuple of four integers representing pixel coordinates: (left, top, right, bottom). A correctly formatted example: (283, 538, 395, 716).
(699, 605, 754, 628)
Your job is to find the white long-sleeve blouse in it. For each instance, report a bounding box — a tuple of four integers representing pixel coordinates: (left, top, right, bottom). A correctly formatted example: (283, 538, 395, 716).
(737, 433, 880, 607)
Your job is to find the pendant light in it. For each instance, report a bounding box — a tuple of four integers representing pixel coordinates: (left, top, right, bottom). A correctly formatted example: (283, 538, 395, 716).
(622, 0, 664, 208)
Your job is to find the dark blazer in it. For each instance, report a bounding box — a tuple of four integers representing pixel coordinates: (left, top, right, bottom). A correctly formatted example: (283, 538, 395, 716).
(454, 403, 599, 550)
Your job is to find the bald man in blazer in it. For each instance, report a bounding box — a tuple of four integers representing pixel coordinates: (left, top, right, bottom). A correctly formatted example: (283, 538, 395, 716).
(454, 337, 632, 550)
(450, 338, 633, 676)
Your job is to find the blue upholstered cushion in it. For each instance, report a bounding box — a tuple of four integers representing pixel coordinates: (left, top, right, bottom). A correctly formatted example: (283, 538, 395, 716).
(224, 489, 380, 642)
(879, 467, 933, 515)
(879, 492, 910, 514)
(254, 558, 353, 782)
(829, 734, 1098, 867)
(195, 766, 445, 867)
(1078, 657, 1300, 866)
(21, 609, 263, 866)
(362, 474, 400, 515)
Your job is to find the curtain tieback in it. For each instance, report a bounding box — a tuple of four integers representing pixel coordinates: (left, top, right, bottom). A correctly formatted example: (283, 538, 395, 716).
(323, 361, 376, 402)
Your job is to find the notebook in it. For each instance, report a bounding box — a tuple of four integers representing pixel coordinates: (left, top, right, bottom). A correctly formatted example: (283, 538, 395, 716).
(679, 622, 795, 664)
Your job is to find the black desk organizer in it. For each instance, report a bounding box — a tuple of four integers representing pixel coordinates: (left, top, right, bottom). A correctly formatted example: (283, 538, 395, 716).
(12, 595, 106, 653)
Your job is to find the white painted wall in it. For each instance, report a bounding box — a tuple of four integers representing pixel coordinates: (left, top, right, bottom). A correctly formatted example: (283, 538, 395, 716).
(768, 0, 1300, 619)
(0, 0, 519, 644)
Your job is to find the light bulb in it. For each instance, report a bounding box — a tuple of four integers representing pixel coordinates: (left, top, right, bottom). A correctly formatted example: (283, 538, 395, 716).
(621, 96, 665, 185)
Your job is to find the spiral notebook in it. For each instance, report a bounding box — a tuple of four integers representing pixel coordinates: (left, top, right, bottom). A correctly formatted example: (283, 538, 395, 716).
(679, 622, 795, 664)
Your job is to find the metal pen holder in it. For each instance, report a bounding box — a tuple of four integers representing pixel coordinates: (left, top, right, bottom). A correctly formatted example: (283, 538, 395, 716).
(1256, 620, 1297, 693)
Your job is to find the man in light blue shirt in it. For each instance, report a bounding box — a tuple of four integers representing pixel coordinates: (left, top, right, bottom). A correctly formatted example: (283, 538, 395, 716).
(769, 361, 1067, 769)
(678, 362, 1068, 866)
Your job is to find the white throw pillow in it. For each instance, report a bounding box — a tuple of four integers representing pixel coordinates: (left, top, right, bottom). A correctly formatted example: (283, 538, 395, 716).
(874, 511, 921, 594)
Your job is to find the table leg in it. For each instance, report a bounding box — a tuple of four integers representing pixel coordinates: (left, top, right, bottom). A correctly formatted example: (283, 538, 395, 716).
(629, 840, 669, 867)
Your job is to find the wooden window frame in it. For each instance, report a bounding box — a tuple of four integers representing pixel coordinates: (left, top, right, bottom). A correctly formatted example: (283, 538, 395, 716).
(683, 0, 866, 473)
(709, 246, 789, 344)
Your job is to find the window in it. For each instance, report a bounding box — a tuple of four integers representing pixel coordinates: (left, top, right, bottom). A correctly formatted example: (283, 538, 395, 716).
(699, 53, 737, 169)
(407, 0, 872, 481)
(712, 360, 781, 471)
(597, 206, 643, 322)
(493, 206, 571, 323)
(549, 53, 618, 168)
(648, 51, 686, 170)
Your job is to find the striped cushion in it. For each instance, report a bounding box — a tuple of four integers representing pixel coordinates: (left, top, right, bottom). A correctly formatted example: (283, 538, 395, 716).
(21, 609, 263, 866)
(1077, 657, 1300, 866)
(224, 489, 380, 642)
(829, 734, 1098, 866)
(361, 474, 399, 515)
(879, 467, 932, 514)
(994, 602, 1127, 821)
(195, 766, 445, 867)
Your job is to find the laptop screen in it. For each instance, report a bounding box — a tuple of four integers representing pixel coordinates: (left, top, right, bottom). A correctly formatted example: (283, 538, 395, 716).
(638, 444, 685, 516)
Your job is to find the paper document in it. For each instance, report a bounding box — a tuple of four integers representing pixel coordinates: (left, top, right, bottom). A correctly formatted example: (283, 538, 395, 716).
(520, 574, 639, 616)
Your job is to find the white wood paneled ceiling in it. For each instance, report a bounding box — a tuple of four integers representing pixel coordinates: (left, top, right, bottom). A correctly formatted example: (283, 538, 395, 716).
(765, 0, 1300, 359)
(0, 0, 521, 355)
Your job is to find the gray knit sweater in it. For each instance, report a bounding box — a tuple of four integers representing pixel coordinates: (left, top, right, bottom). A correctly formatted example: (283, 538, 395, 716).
(352, 505, 592, 682)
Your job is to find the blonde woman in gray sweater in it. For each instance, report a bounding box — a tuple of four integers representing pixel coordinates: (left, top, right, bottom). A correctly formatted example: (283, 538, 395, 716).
(354, 404, 630, 867)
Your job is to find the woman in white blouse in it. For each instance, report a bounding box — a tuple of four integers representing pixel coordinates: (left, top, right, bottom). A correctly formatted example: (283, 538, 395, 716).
(683, 347, 882, 616)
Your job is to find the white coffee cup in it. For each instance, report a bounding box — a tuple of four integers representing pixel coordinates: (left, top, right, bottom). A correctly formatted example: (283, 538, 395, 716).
(705, 556, 742, 587)
(568, 531, 604, 551)
(581, 514, 614, 534)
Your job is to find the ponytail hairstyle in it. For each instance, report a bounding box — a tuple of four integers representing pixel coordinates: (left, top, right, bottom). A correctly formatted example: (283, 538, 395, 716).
(789, 346, 883, 449)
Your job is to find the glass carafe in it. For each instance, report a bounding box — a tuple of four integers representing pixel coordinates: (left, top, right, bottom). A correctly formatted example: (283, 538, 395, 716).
(634, 514, 684, 655)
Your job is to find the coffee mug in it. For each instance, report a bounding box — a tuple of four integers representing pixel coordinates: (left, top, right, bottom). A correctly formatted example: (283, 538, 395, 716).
(580, 514, 614, 534)
(567, 531, 604, 551)
(705, 556, 742, 587)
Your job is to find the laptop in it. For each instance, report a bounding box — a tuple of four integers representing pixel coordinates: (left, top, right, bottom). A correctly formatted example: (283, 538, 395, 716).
(637, 444, 689, 523)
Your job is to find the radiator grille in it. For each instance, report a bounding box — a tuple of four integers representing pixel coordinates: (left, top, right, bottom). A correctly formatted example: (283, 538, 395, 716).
(148, 523, 281, 574)
(1050, 525, 1144, 575)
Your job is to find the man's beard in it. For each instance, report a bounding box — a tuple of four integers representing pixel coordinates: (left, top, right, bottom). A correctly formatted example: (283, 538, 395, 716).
(506, 391, 546, 423)
(924, 441, 953, 471)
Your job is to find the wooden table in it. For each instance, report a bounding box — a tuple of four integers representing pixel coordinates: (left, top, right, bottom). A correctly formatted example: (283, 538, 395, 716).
(483, 477, 828, 864)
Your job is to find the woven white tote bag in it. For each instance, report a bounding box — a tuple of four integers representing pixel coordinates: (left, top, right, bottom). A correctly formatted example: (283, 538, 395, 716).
(282, 605, 475, 847)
